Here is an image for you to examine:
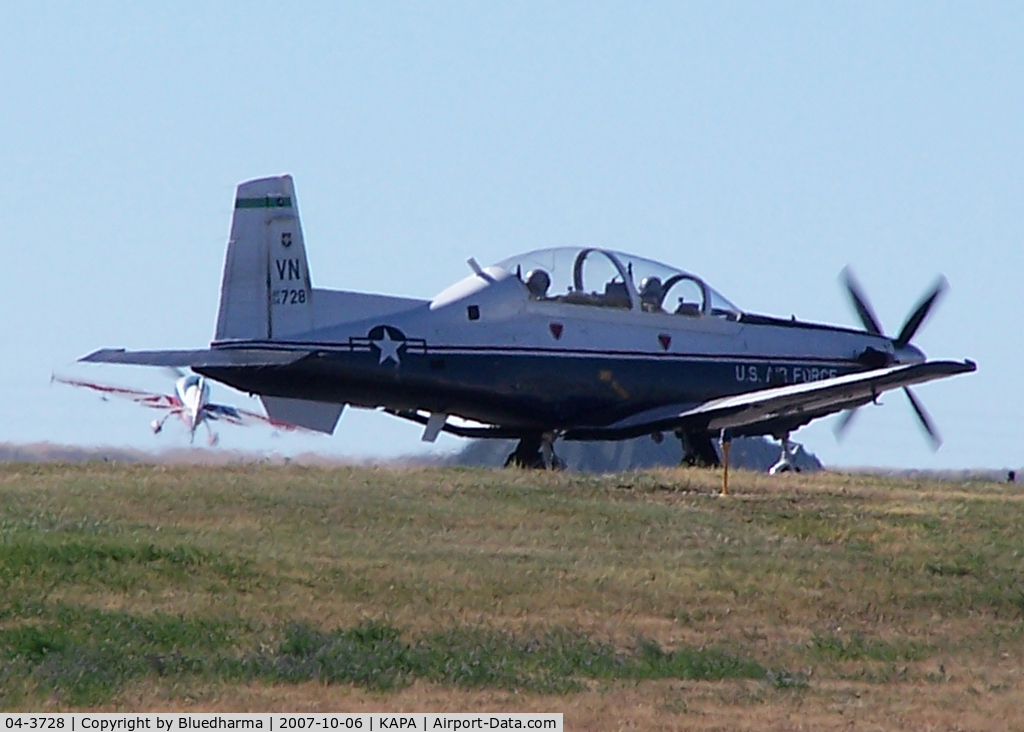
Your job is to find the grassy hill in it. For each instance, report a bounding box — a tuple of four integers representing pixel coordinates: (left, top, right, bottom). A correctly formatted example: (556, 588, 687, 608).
(0, 463, 1022, 728)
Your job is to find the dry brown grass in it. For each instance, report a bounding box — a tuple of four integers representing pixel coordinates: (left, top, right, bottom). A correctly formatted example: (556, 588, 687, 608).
(2, 462, 1024, 728)
(107, 675, 1024, 732)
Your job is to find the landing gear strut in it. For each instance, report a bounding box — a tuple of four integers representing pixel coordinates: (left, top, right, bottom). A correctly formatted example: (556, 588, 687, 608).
(204, 420, 220, 447)
(676, 430, 721, 468)
(504, 432, 565, 470)
(768, 434, 802, 475)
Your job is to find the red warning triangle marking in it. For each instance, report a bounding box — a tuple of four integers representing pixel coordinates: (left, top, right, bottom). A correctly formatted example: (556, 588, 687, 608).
(658, 333, 671, 351)
(549, 322, 564, 339)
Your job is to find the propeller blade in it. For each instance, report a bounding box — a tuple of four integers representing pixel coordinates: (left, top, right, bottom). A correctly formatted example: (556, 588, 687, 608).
(842, 268, 884, 336)
(895, 276, 948, 349)
(833, 407, 859, 440)
(903, 387, 942, 450)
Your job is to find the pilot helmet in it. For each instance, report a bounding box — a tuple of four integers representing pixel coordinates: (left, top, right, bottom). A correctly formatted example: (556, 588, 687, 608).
(525, 269, 551, 298)
(639, 276, 663, 298)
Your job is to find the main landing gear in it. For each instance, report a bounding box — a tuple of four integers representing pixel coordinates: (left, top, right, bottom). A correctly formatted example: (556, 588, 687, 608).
(504, 432, 565, 470)
(676, 430, 722, 468)
(204, 421, 220, 447)
(151, 409, 182, 435)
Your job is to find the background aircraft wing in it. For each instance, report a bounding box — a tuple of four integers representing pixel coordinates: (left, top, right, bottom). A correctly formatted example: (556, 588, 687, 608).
(52, 375, 180, 410)
(566, 360, 976, 440)
(203, 403, 312, 432)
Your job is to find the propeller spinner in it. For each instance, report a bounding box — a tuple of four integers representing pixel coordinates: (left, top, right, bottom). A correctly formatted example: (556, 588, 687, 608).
(836, 269, 948, 449)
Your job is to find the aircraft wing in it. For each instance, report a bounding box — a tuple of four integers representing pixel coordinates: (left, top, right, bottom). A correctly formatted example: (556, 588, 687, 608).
(52, 375, 181, 410)
(566, 359, 976, 440)
(79, 348, 310, 368)
(203, 403, 311, 432)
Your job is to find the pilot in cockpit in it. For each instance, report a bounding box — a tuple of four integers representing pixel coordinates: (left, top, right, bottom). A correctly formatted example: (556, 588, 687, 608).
(639, 276, 665, 313)
(525, 269, 551, 299)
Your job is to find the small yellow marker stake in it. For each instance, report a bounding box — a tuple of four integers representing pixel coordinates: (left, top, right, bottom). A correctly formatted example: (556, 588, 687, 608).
(721, 439, 730, 496)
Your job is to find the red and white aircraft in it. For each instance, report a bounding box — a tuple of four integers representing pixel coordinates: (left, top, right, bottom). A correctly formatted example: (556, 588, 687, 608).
(54, 371, 304, 445)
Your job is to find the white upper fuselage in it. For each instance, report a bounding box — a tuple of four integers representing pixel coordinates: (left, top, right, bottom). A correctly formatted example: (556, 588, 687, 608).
(246, 247, 921, 374)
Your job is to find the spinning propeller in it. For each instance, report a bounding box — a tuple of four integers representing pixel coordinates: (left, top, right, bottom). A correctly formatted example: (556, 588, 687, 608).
(835, 268, 948, 449)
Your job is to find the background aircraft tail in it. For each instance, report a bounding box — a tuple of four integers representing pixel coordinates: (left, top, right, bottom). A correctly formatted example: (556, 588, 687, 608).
(214, 175, 314, 342)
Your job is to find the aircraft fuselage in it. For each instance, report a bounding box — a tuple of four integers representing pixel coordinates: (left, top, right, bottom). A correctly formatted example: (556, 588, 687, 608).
(199, 290, 912, 438)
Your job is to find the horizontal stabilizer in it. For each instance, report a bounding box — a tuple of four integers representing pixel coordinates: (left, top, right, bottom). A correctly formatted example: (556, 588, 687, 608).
(80, 348, 310, 368)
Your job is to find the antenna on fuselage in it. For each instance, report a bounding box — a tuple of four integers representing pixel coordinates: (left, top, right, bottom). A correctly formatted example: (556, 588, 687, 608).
(467, 258, 496, 283)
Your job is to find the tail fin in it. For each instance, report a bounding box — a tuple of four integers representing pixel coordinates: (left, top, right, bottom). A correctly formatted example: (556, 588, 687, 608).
(260, 396, 344, 434)
(214, 175, 314, 342)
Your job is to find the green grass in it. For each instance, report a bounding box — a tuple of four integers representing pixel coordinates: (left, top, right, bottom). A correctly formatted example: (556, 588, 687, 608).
(0, 605, 770, 705)
(0, 462, 1022, 708)
(809, 632, 929, 663)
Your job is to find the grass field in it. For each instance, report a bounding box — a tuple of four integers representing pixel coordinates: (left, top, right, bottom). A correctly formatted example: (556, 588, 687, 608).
(1, 462, 1022, 729)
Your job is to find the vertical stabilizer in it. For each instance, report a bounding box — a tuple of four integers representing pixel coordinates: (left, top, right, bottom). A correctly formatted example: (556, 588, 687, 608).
(261, 396, 344, 434)
(214, 175, 314, 341)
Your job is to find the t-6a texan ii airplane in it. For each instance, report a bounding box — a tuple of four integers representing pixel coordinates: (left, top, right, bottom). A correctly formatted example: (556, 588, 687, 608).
(80, 175, 975, 470)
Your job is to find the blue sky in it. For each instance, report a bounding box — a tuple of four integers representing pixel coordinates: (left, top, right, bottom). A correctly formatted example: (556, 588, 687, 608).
(2, 2, 1020, 469)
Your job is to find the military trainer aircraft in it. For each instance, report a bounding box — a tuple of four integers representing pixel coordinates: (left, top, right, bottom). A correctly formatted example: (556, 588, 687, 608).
(79, 175, 975, 470)
(54, 370, 306, 446)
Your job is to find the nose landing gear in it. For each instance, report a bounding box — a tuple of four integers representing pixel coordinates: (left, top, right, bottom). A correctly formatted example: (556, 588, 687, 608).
(768, 434, 803, 475)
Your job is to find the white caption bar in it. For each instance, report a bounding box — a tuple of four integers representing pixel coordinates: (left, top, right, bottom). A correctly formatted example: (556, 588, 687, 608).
(0, 714, 562, 732)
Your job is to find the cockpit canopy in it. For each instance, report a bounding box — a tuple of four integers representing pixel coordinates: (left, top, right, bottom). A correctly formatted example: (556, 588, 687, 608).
(494, 247, 742, 319)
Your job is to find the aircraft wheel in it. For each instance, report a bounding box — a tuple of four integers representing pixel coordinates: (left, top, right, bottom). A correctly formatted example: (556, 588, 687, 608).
(504, 451, 547, 469)
(504, 435, 545, 469)
(677, 430, 722, 468)
(505, 434, 566, 470)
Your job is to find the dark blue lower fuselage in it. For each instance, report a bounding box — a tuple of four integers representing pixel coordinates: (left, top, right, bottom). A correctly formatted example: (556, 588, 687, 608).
(199, 343, 861, 434)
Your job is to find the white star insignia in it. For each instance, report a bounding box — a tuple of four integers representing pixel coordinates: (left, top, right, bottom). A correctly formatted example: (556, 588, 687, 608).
(372, 331, 403, 365)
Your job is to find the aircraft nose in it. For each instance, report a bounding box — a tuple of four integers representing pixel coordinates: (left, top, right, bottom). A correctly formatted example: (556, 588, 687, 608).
(895, 343, 926, 365)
